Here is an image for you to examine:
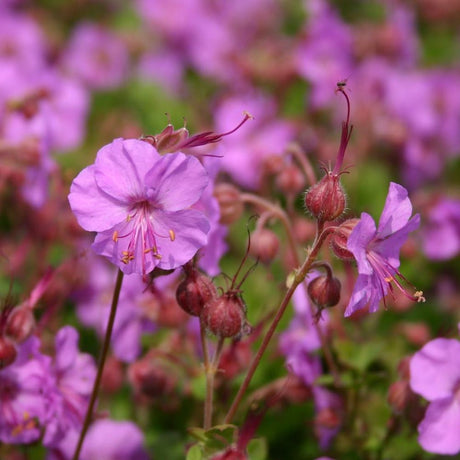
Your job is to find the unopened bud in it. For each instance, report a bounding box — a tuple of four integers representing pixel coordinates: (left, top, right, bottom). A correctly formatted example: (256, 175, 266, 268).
(330, 218, 360, 260)
(388, 380, 410, 413)
(249, 228, 279, 264)
(5, 307, 35, 344)
(214, 183, 244, 225)
(314, 408, 341, 430)
(276, 165, 305, 195)
(176, 267, 217, 317)
(219, 340, 252, 379)
(0, 336, 17, 369)
(308, 275, 341, 309)
(304, 172, 346, 222)
(101, 356, 124, 394)
(128, 359, 175, 399)
(201, 293, 247, 338)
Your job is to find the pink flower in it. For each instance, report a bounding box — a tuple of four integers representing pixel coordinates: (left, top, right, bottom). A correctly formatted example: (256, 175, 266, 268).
(68, 138, 210, 275)
(410, 338, 460, 454)
(345, 182, 422, 317)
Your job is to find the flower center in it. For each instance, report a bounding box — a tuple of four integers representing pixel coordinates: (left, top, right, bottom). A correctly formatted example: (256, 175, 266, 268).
(111, 199, 175, 273)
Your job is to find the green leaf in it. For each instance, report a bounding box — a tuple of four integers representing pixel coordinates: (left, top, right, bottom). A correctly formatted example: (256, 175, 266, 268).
(186, 444, 203, 460)
(247, 438, 268, 460)
(335, 340, 383, 372)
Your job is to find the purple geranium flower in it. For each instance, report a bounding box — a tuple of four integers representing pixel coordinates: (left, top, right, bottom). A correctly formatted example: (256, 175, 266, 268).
(62, 22, 129, 90)
(0, 336, 53, 444)
(43, 326, 96, 450)
(421, 197, 460, 260)
(68, 138, 210, 275)
(47, 419, 149, 460)
(344, 182, 423, 317)
(410, 338, 460, 455)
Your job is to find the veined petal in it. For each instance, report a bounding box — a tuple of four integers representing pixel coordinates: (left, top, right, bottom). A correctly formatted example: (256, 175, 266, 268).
(152, 209, 210, 270)
(410, 338, 460, 401)
(378, 182, 413, 238)
(94, 138, 161, 201)
(375, 213, 420, 268)
(348, 212, 376, 275)
(68, 164, 128, 232)
(144, 153, 209, 211)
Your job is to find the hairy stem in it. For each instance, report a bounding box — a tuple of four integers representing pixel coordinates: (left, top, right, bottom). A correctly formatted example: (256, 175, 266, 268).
(72, 269, 124, 460)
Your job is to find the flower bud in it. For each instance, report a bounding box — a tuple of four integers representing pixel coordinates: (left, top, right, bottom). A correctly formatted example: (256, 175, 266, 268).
(314, 407, 341, 430)
(0, 336, 17, 369)
(201, 293, 247, 338)
(128, 358, 176, 399)
(304, 172, 346, 222)
(218, 340, 252, 379)
(176, 267, 217, 317)
(308, 275, 341, 309)
(387, 380, 410, 413)
(101, 356, 124, 394)
(214, 183, 244, 225)
(5, 307, 35, 344)
(276, 165, 305, 195)
(249, 228, 279, 264)
(330, 218, 360, 260)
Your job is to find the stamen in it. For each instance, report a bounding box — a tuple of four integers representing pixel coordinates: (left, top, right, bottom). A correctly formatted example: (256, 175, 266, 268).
(112, 231, 118, 242)
(169, 229, 175, 241)
(415, 291, 426, 303)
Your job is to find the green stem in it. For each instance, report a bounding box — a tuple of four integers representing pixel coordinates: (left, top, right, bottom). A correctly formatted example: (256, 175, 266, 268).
(72, 269, 124, 460)
(204, 337, 225, 430)
(223, 227, 336, 424)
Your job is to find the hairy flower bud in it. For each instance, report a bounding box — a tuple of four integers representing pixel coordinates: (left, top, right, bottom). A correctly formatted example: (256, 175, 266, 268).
(308, 275, 341, 309)
(214, 183, 244, 225)
(176, 266, 217, 316)
(304, 172, 346, 222)
(201, 293, 247, 338)
(249, 228, 279, 264)
(5, 307, 35, 344)
(330, 218, 360, 260)
(0, 335, 17, 369)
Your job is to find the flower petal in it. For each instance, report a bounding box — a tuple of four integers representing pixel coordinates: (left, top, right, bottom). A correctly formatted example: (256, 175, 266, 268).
(68, 164, 128, 232)
(152, 209, 210, 270)
(94, 138, 160, 201)
(144, 153, 209, 211)
(347, 212, 376, 275)
(344, 274, 372, 317)
(378, 182, 413, 238)
(410, 338, 460, 401)
(418, 398, 460, 455)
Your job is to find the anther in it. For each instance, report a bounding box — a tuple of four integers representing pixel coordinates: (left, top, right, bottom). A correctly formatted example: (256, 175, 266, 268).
(169, 229, 175, 241)
(112, 231, 118, 242)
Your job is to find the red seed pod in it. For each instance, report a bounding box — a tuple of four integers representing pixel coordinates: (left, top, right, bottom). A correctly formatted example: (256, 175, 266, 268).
(176, 268, 217, 317)
(249, 228, 279, 264)
(275, 164, 305, 195)
(214, 183, 244, 225)
(304, 171, 346, 222)
(330, 218, 360, 260)
(307, 275, 341, 309)
(0, 335, 17, 369)
(5, 307, 35, 344)
(201, 293, 246, 338)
